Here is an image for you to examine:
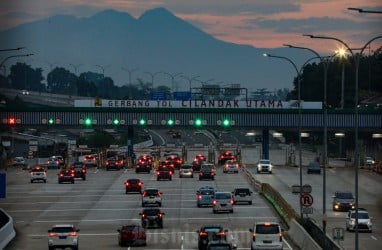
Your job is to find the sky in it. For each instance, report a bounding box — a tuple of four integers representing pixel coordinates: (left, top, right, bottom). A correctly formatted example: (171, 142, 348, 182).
(1, 0, 381, 53)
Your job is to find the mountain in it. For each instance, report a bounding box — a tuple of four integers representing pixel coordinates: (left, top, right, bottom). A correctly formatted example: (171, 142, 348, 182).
(0, 8, 310, 93)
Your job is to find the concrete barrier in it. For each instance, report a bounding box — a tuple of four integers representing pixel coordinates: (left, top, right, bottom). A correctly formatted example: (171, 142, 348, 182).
(0, 208, 16, 249)
(287, 219, 322, 250)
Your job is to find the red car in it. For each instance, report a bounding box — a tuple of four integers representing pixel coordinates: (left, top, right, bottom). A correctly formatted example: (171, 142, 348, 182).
(165, 155, 182, 169)
(105, 157, 122, 171)
(117, 224, 146, 247)
(218, 151, 235, 165)
(193, 154, 207, 171)
(125, 178, 143, 194)
(137, 155, 153, 168)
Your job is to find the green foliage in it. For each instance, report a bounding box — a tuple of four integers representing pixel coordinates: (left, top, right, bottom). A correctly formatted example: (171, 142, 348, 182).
(8, 63, 45, 91)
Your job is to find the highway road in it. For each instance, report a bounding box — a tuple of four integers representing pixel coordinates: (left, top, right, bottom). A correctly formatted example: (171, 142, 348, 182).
(2, 160, 294, 250)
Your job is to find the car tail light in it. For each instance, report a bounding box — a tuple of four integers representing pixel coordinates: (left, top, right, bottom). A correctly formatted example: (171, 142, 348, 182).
(138, 182, 142, 186)
(279, 233, 283, 241)
(71, 173, 75, 177)
(59, 174, 64, 177)
(68, 232, 77, 237)
(198, 195, 202, 200)
(82, 169, 86, 173)
(169, 171, 173, 175)
(141, 214, 146, 219)
(49, 233, 58, 237)
(158, 213, 162, 218)
(216, 232, 225, 236)
(230, 199, 234, 204)
(199, 232, 208, 236)
(125, 182, 130, 186)
(212, 200, 217, 205)
(252, 232, 256, 240)
(199, 172, 203, 176)
(156, 171, 160, 176)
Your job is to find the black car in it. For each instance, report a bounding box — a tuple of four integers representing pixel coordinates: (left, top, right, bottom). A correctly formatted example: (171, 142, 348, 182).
(125, 178, 143, 194)
(135, 162, 151, 173)
(199, 164, 216, 180)
(156, 164, 173, 181)
(70, 162, 87, 180)
(332, 191, 355, 211)
(307, 161, 321, 174)
(105, 157, 122, 171)
(58, 169, 75, 184)
(197, 225, 228, 250)
(139, 208, 165, 228)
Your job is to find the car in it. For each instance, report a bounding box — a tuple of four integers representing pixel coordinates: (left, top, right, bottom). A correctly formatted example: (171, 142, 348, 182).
(141, 188, 162, 207)
(46, 156, 62, 169)
(82, 154, 98, 167)
(192, 154, 207, 172)
(139, 208, 165, 229)
(249, 222, 283, 250)
(30, 166, 47, 183)
(199, 163, 216, 180)
(212, 191, 234, 213)
(365, 156, 375, 167)
(156, 164, 173, 181)
(197, 186, 215, 207)
(163, 151, 179, 157)
(165, 155, 182, 169)
(21, 89, 29, 95)
(58, 168, 75, 184)
(171, 131, 181, 138)
(105, 157, 122, 171)
(332, 191, 355, 211)
(48, 224, 79, 250)
(125, 178, 143, 194)
(223, 160, 239, 173)
(307, 161, 321, 174)
(13, 156, 25, 166)
(135, 162, 151, 173)
(207, 239, 237, 250)
(218, 151, 235, 165)
(70, 162, 87, 180)
(137, 155, 154, 168)
(117, 224, 147, 246)
(197, 224, 227, 250)
(232, 187, 253, 205)
(256, 159, 273, 174)
(346, 208, 373, 232)
(179, 163, 194, 178)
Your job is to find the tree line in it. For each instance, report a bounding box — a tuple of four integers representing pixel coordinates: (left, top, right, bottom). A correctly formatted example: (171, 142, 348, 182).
(1, 46, 381, 108)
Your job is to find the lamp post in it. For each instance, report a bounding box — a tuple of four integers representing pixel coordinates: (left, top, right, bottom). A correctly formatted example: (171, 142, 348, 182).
(163, 72, 182, 91)
(264, 53, 324, 219)
(0, 47, 25, 52)
(122, 67, 138, 85)
(348, 7, 382, 14)
(181, 75, 200, 92)
(95, 64, 109, 77)
(0, 54, 33, 68)
(305, 34, 382, 250)
(69, 63, 82, 75)
(284, 43, 331, 247)
(144, 71, 162, 90)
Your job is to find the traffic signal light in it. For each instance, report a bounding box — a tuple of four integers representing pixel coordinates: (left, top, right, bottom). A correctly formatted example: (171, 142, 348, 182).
(194, 118, 203, 127)
(222, 118, 230, 127)
(167, 119, 174, 126)
(139, 118, 146, 126)
(112, 118, 120, 125)
(48, 118, 55, 125)
(8, 117, 16, 125)
(84, 118, 92, 126)
(4, 117, 21, 125)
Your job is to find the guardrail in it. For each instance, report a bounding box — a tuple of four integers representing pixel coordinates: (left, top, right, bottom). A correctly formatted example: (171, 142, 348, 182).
(0, 208, 16, 249)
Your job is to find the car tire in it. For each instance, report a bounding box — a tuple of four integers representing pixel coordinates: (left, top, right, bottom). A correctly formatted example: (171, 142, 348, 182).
(169, 177, 172, 181)
(269, 171, 272, 174)
(30, 180, 33, 183)
(230, 209, 233, 213)
(197, 204, 201, 208)
(158, 202, 162, 207)
(157, 177, 160, 181)
(213, 210, 217, 214)
(72, 180, 75, 184)
(249, 201, 252, 205)
(142, 202, 145, 207)
(48, 246, 54, 250)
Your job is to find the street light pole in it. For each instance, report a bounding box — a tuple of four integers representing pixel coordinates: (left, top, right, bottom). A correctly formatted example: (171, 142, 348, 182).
(0, 54, 33, 68)
(122, 67, 138, 85)
(305, 34, 382, 250)
(0, 47, 25, 52)
(284, 43, 331, 247)
(181, 75, 200, 92)
(163, 72, 183, 91)
(144, 71, 162, 90)
(348, 7, 382, 14)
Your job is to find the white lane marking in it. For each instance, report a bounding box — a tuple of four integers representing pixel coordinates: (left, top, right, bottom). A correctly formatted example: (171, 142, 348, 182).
(34, 217, 277, 223)
(181, 235, 184, 250)
(94, 169, 99, 174)
(9, 207, 271, 213)
(371, 235, 377, 241)
(283, 237, 293, 249)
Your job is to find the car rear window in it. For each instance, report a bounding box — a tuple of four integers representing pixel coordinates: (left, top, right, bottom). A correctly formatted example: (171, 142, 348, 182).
(143, 209, 160, 216)
(144, 190, 159, 196)
(181, 165, 192, 169)
(215, 193, 232, 199)
(51, 227, 75, 233)
(203, 228, 222, 233)
(255, 224, 280, 234)
(235, 189, 250, 195)
(200, 190, 214, 195)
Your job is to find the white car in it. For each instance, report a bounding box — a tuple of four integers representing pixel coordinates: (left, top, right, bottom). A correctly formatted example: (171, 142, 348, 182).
(249, 222, 283, 250)
(212, 191, 234, 213)
(48, 224, 79, 250)
(142, 188, 162, 207)
(21, 89, 29, 95)
(13, 156, 25, 166)
(256, 159, 273, 174)
(232, 187, 253, 205)
(346, 208, 373, 232)
(30, 166, 47, 183)
(179, 164, 194, 178)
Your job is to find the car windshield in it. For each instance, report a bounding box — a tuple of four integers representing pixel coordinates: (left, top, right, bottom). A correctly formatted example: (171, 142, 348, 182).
(31, 168, 45, 172)
(215, 193, 231, 199)
(51, 227, 75, 233)
(337, 192, 354, 199)
(202, 165, 213, 170)
(259, 160, 270, 164)
(203, 228, 222, 233)
(235, 189, 250, 195)
(351, 212, 369, 219)
(144, 190, 159, 196)
(256, 224, 279, 234)
(143, 209, 160, 216)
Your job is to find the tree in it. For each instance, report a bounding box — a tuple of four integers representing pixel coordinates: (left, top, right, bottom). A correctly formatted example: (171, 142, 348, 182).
(47, 67, 77, 94)
(8, 62, 45, 91)
(76, 75, 97, 97)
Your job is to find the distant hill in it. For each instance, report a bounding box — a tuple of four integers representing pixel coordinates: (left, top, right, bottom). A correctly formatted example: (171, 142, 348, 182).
(0, 7, 310, 92)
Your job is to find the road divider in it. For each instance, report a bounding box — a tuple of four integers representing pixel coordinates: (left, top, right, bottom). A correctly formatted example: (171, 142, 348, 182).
(0, 208, 16, 249)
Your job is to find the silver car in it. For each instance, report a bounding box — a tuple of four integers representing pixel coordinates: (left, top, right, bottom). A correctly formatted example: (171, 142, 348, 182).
(142, 188, 162, 207)
(212, 191, 234, 213)
(346, 208, 373, 232)
(48, 224, 79, 250)
(179, 164, 194, 178)
(30, 166, 47, 183)
(256, 159, 273, 174)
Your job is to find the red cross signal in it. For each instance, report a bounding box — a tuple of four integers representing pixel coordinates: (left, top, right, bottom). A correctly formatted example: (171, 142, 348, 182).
(300, 193, 314, 207)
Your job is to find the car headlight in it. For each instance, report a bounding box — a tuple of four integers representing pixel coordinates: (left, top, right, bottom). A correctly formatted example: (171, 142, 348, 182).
(367, 221, 372, 226)
(350, 220, 356, 225)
